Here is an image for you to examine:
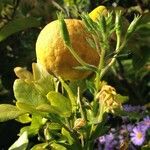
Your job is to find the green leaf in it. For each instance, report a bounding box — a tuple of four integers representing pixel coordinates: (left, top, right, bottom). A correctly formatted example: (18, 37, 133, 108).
(31, 143, 49, 150)
(59, 77, 77, 111)
(47, 91, 72, 117)
(59, 15, 71, 47)
(0, 17, 41, 42)
(137, 13, 150, 29)
(16, 102, 39, 114)
(132, 46, 150, 70)
(90, 119, 109, 140)
(14, 67, 33, 82)
(13, 79, 49, 107)
(61, 128, 74, 145)
(16, 102, 48, 118)
(16, 114, 32, 124)
(36, 104, 63, 115)
(32, 63, 49, 81)
(48, 123, 61, 130)
(142, 143, 150, 150)
(20, 115, 43, 137)
(32, 63, 54, 95)
(114, 109, 143, 120)
(68, 79, 87, 96)
(8, 131, 28, 150)
(0, 104, 26, 122)
(116, 94, 128, 103)
(51, 143, 67, 150)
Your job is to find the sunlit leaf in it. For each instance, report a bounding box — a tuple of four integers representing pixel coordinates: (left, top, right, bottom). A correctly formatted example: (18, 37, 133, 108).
(16, 102, 38, 113)
(51, 143, 67, 150)
(19, 115, 43, 137)
(32, 63, 51, 81)
(32, 63, 54, 95)
(8, 131, 28, 150)
(13, 79, 49, 107)
(36, 104, 64, 116)
(14, 67, 33, 82)
(59, 77, 77, 111)
(48, 123, 61, 130)
(47, 91, 72, 117)
(61, 128, 74, 145)
(16, 114, 32, 124)
(31, 143, 49, 150)
(0, 104, 26, 122)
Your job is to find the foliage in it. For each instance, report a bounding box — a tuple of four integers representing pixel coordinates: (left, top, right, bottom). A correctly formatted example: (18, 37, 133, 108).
(0, 0, 150, 149)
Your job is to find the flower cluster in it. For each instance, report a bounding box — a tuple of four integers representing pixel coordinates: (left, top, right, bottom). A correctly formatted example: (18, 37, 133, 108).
(96, 85, 122, 113)
(95, 105, 150, 150)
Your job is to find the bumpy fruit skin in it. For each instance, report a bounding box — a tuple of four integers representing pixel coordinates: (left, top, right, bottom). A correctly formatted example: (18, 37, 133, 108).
(89, 6, 107, 21)
(36, 19, 99, 80)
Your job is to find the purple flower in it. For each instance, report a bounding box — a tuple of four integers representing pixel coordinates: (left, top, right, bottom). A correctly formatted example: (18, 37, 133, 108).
(137, 116, 150, 132)
(121, 124, 134, 133)
(142, 116, 150, 129)
(130, 126, 145, 146)
(123, 104, 146, 113)
(98, 135, 105, 144)
(104, 133, 118, 150)
(97, 133, 119, 150)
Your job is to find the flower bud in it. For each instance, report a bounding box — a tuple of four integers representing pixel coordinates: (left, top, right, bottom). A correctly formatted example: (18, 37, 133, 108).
(74, 118, 86, 130)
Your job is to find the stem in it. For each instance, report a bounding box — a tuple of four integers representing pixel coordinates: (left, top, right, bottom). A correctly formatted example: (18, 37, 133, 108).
(97, 101, 105, 122)
(99, 48, 106, 71)
(59, 77, 77, 111)
(92, 35, 101, 56)
(77, 87, 86, 120)
(95, 46, 106, 92)
(100, 39, 127, 80)
(67, 45, 97, 72)
(94, 31, 108, 91)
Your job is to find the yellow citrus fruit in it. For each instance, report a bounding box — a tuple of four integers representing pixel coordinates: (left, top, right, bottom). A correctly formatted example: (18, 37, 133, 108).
(36, 19, 99, 80)
(89, 5, 108, 21)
